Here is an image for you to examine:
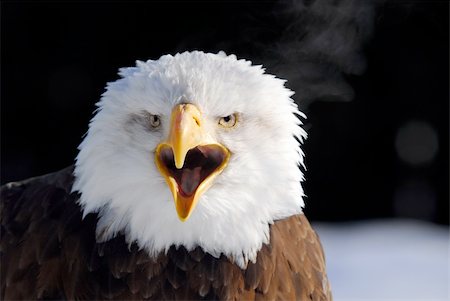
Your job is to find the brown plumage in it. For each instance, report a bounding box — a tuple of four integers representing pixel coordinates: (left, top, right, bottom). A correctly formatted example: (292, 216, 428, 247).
(1, 167, 332, 300)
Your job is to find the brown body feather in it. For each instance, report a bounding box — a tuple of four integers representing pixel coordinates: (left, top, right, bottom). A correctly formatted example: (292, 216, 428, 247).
(1, 167, 332, 300)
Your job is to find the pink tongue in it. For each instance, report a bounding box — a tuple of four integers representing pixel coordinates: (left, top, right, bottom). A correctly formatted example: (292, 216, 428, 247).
(180, 167, 202, 196)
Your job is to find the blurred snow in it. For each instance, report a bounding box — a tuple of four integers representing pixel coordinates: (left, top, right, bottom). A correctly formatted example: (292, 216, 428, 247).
(313, 219, 449, 301)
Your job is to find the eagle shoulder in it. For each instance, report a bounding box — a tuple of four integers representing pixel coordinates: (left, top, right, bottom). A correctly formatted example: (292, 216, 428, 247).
(0, 166, 98, 299)
(246, 214, 333, 300)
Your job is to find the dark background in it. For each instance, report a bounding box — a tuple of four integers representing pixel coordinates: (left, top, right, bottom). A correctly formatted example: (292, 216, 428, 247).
(2, 1, 448, 225)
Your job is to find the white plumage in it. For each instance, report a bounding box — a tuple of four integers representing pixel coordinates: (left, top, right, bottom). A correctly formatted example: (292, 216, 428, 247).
(73, 51, 307, 268)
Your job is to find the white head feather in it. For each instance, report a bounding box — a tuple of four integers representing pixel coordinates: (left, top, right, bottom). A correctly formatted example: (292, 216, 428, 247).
(73, 51, 307, 268)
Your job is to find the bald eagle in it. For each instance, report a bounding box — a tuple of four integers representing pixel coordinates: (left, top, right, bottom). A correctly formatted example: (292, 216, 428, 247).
(1, 51, 332, 300)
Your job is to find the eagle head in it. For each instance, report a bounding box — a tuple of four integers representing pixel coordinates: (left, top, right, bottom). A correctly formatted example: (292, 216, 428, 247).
(73, 51, 306, 268)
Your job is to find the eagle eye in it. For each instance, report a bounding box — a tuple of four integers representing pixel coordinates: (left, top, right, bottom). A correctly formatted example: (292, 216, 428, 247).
(219, 113, 238, 128)
(149, 114, 161, 128)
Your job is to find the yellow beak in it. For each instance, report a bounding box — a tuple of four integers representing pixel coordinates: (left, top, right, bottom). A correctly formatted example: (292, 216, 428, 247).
(155, 104, 230, 221)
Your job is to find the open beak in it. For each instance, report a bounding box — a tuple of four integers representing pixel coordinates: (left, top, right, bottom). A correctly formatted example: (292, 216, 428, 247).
(155, 104, 230, 221)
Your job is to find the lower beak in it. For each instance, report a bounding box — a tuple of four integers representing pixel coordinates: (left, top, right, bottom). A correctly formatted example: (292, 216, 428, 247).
(155, 104, 230, 221)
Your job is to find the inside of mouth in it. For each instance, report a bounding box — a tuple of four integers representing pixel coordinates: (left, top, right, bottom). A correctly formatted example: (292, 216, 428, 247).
(159, 145, 226, 197)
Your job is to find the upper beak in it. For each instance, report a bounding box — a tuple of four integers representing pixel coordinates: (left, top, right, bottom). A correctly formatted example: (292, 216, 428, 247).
(155, 104, 230, 221)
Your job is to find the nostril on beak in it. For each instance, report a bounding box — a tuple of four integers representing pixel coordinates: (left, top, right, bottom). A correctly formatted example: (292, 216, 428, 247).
(193, 116, 201, 127)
